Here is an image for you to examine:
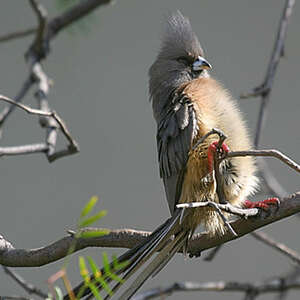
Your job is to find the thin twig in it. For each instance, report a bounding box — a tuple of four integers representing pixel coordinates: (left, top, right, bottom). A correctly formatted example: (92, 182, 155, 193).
(0, 0, 113, 157)
(227, 150, 300, 174)
(0, 27, 36, 43)
(47, 0, 112, 39)
(3, 266, 47, 298)
(0, 144, 48, 157)
(176, 202, 258, 219)
(0, 95, 79, 160)
(0, 296, 33, 300)
(132, 278, 300, 300)
(28, 0, 48, 59)
(0, 76, 33, 128)
(240, 0, 295, 198)
(251, 231, 300, 265)
(0, 0, 113, 44)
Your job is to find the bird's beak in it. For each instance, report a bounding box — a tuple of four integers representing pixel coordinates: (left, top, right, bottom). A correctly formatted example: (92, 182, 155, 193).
(192, 56, 212, 71)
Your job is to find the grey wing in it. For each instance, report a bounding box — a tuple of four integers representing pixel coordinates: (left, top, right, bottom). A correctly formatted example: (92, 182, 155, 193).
(157, 93, 197, 214)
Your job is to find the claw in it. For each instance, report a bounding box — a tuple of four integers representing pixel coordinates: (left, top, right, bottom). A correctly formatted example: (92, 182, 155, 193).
(244, 197, 280, 212)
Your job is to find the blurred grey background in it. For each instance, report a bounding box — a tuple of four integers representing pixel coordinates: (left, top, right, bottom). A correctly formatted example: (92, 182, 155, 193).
(0, 1, 299, 299)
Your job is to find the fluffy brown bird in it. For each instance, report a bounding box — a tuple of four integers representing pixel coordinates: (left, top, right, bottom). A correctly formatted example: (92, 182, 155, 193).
(65, 11, 278, 300)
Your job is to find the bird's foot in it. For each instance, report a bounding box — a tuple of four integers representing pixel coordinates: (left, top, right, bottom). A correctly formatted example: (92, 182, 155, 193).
(207, 141, 230, 173)
(244, 198, 280, 212)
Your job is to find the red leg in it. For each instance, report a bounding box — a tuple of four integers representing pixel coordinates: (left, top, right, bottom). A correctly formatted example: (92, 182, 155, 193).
(244, 198, 280, 211)
(207, 141, 230, 173)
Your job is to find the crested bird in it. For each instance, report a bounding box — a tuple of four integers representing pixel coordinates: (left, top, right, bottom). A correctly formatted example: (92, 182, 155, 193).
(65, 11, 279, 300)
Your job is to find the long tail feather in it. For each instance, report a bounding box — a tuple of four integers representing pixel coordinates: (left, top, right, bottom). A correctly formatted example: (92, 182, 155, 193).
(64, 210, 184, 300)
(118, 231, 189, 300)
(102, 210, 183, 299)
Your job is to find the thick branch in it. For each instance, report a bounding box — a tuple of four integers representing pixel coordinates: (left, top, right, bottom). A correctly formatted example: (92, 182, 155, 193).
(0, 192, 299, 267)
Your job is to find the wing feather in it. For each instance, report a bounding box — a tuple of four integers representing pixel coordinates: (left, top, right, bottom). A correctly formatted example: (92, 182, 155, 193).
(157, 91, 197, 214)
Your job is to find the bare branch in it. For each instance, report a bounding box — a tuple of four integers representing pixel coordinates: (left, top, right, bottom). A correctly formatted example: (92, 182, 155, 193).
(0, 296, 33, 300)
(0, 0, 113, 158)
(48, 0, 112, 39)
(132, 278, 300, 300)
(0, 95, 79, 160)
(251, 231, 300, 265)
(240, 0, 294, 110)
(227, 150, 300, 174)
(176, 202, 258, 218)
(0, 0, 113, 45)
(3, 266, 47, 298)
(0, 192, 299, 267)
(28, 0, 48, 59)
(0, 77, 33, 129)
(0, 27, 36, 43)
(240, 0, 295, 197)
(0, 144, 48, 157)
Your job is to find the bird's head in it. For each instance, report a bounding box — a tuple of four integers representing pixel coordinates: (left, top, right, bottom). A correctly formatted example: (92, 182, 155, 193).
(149, 11, 211, 104)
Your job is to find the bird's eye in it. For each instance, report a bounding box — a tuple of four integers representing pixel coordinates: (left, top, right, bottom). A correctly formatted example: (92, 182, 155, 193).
(176, 56, 190, 65)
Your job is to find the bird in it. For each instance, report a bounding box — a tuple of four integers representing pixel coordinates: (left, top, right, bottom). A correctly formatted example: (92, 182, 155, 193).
(65, 11, 279, 300)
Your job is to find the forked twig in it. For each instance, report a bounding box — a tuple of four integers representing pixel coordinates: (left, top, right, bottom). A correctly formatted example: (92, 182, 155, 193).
(0, 95, 79, 161)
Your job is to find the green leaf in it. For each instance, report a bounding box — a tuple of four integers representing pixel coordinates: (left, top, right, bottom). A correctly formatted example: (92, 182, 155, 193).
(80, 196, 98, 218)
(102, 252, 110, 273)
(79, 229, 110, 239)
(88, 282, 103, 300)
(79, 256, 90, 283)
(86, 256, 113, 296)
(87, 256, 100, 276)
(79, 210, 107, 228)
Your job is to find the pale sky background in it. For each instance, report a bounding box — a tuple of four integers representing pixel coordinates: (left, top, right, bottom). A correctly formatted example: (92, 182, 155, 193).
(0, 1, 299, 300)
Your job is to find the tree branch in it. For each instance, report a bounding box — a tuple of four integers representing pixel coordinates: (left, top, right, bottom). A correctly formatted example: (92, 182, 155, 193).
(0, 27, 36, 43)
(0, 0, 113, 44)
(227, 149, 300, 174)
(0, 95, 79, 161)
(0, 192, 299, 267)
(240, 0, 295, 198)
(251, 231, 300, 265)
(3, 266, 47, 298)
(48, 0, 112, 39)
(132, 277, 300, 300)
